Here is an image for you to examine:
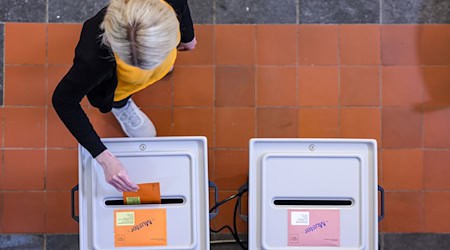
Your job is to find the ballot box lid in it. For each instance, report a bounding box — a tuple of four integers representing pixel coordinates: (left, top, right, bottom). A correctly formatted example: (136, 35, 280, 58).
(248, 138, 378, 250)
(78, 137, 209, 250)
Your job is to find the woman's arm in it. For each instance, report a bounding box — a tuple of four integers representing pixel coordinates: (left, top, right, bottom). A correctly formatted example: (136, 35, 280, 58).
(52, 62, 107, 157)
(165, 0, 196, 49)
(52, 12, 138, 192)
(52, 14, 110, 158)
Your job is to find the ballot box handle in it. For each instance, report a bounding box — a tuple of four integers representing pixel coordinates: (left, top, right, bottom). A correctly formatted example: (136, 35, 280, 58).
(378, 185, 385, 222)
(238, 182, 248, 222)
(71, 184, 79, 223)
(209, 181, 219, 220)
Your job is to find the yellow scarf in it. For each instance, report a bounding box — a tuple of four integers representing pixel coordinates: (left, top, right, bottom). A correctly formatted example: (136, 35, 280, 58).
(114, 48, 177, 101)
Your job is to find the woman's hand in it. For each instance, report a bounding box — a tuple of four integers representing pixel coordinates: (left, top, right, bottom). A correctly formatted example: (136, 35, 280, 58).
(95, 150, 139, 192)
(177, 36, 197, 51)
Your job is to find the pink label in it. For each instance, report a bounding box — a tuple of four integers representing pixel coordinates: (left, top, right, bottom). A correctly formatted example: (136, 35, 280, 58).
(288, 209, 340, 246)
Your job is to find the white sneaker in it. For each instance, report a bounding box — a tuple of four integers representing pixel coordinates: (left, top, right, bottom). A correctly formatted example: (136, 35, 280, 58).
(111, 98, 157, 137)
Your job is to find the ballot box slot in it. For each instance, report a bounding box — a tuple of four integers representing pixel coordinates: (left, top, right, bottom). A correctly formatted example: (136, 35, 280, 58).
(273, 199, 353, 206)
(104, 197, 185, 206)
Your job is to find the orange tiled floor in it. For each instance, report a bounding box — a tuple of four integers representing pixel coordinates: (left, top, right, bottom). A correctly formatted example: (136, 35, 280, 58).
(1, 23, 450, 234)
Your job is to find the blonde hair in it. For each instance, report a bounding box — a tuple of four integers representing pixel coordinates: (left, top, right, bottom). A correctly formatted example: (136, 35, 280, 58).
(101, 0, 180, 69)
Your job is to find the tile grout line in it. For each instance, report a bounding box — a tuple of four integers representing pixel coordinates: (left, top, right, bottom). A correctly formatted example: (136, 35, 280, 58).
(44, 6, 49, 245)
(337, 25, 342, 138)
(419, 25, 426, 211)
(379, 24, 384, 185)
(379, 0, 383, 24)
(212, 24, 217, 156)
(212, 24, 216, 184)
(212, 0, 216, 25)
(296, 24, 300, 136)
(2, 24, 5, 110)
(46, 0, 49, 23)
(1, 23, 4, 108)
(420, 44, 425, 232)
(253, 24, 258, 138)
(211, 20, 216, 231)
(1, 22, 4, 196)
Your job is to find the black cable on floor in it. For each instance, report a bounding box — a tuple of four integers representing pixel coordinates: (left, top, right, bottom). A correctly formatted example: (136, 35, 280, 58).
(233, 189, 248, 249)
(209, 185, 248, 250)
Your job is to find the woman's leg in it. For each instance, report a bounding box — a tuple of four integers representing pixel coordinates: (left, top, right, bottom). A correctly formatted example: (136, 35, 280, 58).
(113, 96, 131, 108)
(111, 96, 157, 137)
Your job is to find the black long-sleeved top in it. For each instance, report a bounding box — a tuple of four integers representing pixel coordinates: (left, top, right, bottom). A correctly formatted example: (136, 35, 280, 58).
(52, 0, 195, 157)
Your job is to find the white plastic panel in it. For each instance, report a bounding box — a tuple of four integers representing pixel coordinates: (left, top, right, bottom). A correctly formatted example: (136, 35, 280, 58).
(78, 137, 209, 250)
(249, 139, 378, 250)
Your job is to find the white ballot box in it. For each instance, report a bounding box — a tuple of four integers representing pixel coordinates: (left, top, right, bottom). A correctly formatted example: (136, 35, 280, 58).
(74, 137, 210, 250)
(248, 138, 382, 250)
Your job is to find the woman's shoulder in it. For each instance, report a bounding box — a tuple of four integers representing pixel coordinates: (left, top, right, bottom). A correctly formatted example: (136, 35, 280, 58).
(75, 7, 113, 65)
(83, 6, 108, 30)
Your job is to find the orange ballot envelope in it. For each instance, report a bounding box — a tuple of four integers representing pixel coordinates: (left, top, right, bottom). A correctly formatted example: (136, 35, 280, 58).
(114, 209, 167, 247)
(114, 183, 166, 247)
(123, 183, 161, 205)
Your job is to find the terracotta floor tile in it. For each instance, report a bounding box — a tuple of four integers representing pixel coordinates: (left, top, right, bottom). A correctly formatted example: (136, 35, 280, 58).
(382, 107, 422, 148)
(2, 150, 45, 191)
(132, 73, 173, 107)
(381, 25, 420, 65)
(176, 25, 214, 65)
(46, 149, 78, 191)
(298, 66, 339, 106)
(257, 66, 297, 106)
(423, 108, 450, 148)
(173, 108, 214, 146)
(298, 108, 339, 138)
(341, 66, 380, 106)
(424, 191, 450, 232)
(256, 25, 297, 65)
(215, 66, 255, 107)
(424, 150, 450, 190)
(5, 23, 46, 64)
(257, 108, 297, 138)
(382, 149, 423, 190)
(215, 25, 255, 65)
(421, 66, 450, 106)
(418, 25, 450, 65)
(340, 25, 381, 65)
(4, 107, 46, 148)
(210, 191, 248, 234)
(47, 108, 78, 148)
(140, 107, 173, 136)
(173, 66, 214, 106)
(382, 66, 424, 106)
(4, 65, 46, 106)
(0, 108, 4, 148)
(86, 108, 125, 138)
(214, 149, 249, 190)
(46, 191, 79, 233)
(208, 149, 215, 181)
(382, 191, 424, 232)
(1, 192, 46, 233)
(215, 107, 255, 148)
(378, 149, 383, 186)
(48, 24, 82, 64)
(340, 108, 381, 143)
(298, 25, 338, 65)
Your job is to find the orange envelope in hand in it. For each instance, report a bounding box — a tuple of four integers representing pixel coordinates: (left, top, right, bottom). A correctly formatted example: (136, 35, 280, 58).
(123, 183, 161, 205)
